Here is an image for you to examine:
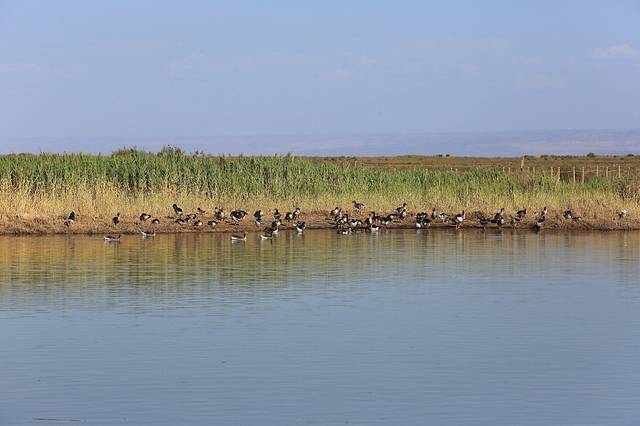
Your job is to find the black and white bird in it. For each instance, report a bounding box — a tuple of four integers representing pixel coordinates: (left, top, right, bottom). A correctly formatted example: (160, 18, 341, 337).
(172, 204, 183, 216)
(139, 212, 151, 221)
(353, 201, 366, 210)
(452, 211, 465, 229)
(230, 210, 248, 223)
(295, 221, 306, 233)
(64, 211, 76, 226)
(112, 212, 120, 225)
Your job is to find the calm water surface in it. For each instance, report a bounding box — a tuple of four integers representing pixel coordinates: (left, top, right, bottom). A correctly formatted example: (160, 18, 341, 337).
(1, 230, 640, 425)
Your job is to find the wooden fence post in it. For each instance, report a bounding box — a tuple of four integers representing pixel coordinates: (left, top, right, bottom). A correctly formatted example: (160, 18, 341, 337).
(581, 166, 585, 184)
(596, 165, 599, 177)
(618, 164, 621, 178)
(605, 166, 609, 178)
(557, 166, 561, 181)
(572, 166, 576, 183)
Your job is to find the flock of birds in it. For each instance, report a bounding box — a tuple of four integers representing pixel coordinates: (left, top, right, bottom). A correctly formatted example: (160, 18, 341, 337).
(62, 201, 630, 242)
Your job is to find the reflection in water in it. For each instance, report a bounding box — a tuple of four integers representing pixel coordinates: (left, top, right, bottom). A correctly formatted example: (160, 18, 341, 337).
(1, 230, 640, 425)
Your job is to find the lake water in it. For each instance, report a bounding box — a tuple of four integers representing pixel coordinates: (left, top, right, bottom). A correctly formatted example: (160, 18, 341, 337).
(1, 230, 640, 425)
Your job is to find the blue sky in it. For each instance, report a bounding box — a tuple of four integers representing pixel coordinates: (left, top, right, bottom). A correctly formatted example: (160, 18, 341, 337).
(0, 1, 639, 154)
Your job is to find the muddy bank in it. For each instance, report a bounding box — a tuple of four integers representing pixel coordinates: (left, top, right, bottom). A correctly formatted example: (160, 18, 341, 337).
(0, 210, 637, 235)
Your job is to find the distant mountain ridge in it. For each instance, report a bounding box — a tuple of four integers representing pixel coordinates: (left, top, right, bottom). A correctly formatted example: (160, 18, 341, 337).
(2, 129, 640, 157)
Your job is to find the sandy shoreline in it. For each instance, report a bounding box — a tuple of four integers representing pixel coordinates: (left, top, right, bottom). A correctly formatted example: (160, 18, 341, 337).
(0, 210, 637, 235)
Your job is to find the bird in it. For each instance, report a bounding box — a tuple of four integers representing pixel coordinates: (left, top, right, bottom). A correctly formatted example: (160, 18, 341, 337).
(541, 206, 548, 216)
(493, 208, 505, 222)
(231, 232, 247, 242)
(292, 207, 301, 220)
(295, 221, 306, 233)
(214, 207, 225, 221)
(353, 201, 366, 210)
(141, 230, 155, 238)
(337, 226, 352, 235)
(563, 209, 582, 221)
(515, 208, 527, 220)
(617, 210, 628, 219)
(270, 219, 281, 234)
(193, 219, 203, 227)
(197, 207, 207, 216)
(151, 218, 160, 225)
(112, 212, 120, 225)
(230, 210, 248, 223)
(260, 229, 274, 240)
(452, 211, 465, 229)
(254, 210, 265, 220)
(398, 209, 408, 221)
(330, 207, 341, 217)
(104, 234, 121, 242)
(369, 224, 380, 232)
(284, 211, 295, 222)
(396, 203, 408, 214)
(64, 211, 76, 226)
(172, 204, 183, 216)
(479, 217, 490, 228)
(273, 209, 282, 220)
(207, 220, 217, 227)
(175, 218, 188, 225)
(139, 213, 151, 221)
(534, 216, 545, 230)
(510, 217, 517, 228)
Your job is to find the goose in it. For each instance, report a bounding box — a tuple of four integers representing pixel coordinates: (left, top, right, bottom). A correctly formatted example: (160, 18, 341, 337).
(112, 212, 120, 225)
(292, 207, 301, 220)
(64, 211, 76, 226)
(175, 218, 188, 225)
(214, 207, 225, 221)
(141, 230, 155, 238)
(151, 218, 160, 225)
(494, 216, 505, 228)
(493, 208, 505, 222)
(295, 221, 306, 233)
(479, 217, 490, 228)
(563, 209, 581, 220)
(254, 210, 265, 220)
(270, 220, 281, 234)
(349, 218, 362, 228)
(172, 204, 183, 216)
(380, 215, 393, 227)
(515, 208, 527, 220)
(510, 217, 518, 228)
(534, 216, 545, 230)
(396, 203, 408, 214)
(284, 211, 295, 222)
(139, 213, 151, 221)
(104, 234, 121, 242)
(617, 210, 628, 219)
(193, 219, 204, 227)
(369, 224, 380, 232)
(273, 209, 282, 220)
(415, 212, 428, 222)
(207, 220, 218, 227)
(431, 208, 439, 221)
(197, 207, 207, 216)
(452, 211, 465, 229)
(230, 210, 248, 223)
(415, 218, 431, 229)
(330, 207, 341, 217)
(337, 226, 352, 235)
(353, 201, 366, 210)
(541, 206, 548, 216)
(260, 229, 274, 240)
(230, 232, 247, 242)
(398, 209, 408, 221)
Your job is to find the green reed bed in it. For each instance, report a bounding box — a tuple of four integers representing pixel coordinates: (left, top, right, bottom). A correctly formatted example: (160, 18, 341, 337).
(0, 149, 638, 219)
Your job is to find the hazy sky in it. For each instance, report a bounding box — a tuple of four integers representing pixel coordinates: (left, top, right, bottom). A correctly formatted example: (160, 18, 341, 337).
(1, 1, 639, 153)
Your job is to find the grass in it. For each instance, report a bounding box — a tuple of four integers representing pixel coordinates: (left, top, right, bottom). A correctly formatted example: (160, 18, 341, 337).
(0, 148, 639, 227)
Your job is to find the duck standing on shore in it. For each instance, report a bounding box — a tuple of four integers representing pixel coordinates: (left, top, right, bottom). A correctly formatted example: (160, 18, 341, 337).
(140, 213, 151, 221)
(112, 212, 120, 225)
(64, 211, 76, 226)
(452, 211, 465, 229)
(172, 204, 183, 217)
(230, 210, 247, 223)
(353, 201, 366, 210)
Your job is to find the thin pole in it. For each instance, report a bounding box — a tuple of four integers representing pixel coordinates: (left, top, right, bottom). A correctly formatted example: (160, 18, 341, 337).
(581, 166, 585, 184)
(618, 164, 621, 178)
(596, 165, 599, 177)
(572, 166, 576, 183)
(606, 166, 609, 178)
